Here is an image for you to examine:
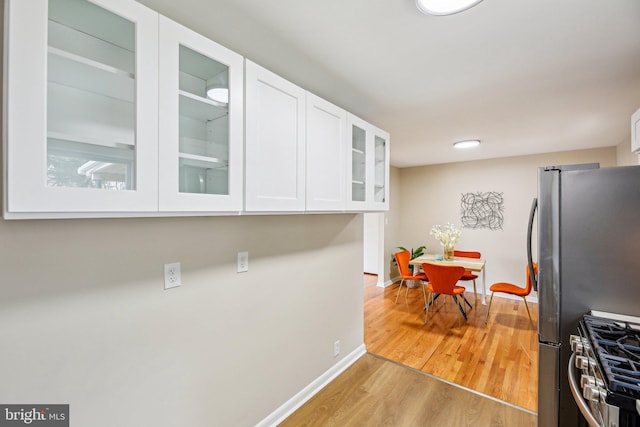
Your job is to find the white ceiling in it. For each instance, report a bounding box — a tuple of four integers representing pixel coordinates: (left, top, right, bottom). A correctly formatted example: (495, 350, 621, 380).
(140, 0, 640, 167)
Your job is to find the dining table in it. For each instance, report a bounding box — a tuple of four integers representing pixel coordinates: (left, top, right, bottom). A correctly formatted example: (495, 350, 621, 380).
(409, 254, 487, 304)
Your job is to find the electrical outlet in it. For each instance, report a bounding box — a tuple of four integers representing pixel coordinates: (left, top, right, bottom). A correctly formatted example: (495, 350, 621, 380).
(333, 340, 340, 357)
(237, 251, 249, 273)
(164, 262, 181, 289)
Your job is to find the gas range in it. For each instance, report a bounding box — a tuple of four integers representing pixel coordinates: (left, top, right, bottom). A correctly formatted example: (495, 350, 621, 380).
(570, 312, 640, 427)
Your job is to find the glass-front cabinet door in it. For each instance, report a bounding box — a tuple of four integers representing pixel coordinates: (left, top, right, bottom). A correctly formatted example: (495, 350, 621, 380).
(373, 134, 389, 206)
(158, 16, 243, 212)
(351, 124, 367, 204)
(346, 114, 390, 211)
(4, 0, 159, 217)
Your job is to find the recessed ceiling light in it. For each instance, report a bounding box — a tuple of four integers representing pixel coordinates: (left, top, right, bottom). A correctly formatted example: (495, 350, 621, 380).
(416, 0, 484, 16)
(453, 139, 481, 149)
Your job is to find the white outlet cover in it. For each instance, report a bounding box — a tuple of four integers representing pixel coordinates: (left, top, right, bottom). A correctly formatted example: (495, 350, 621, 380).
(237, 251, 249, 273)
(164, 262, 182, 289)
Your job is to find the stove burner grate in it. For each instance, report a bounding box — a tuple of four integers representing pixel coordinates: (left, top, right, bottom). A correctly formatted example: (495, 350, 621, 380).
(583, 315, 640, 398)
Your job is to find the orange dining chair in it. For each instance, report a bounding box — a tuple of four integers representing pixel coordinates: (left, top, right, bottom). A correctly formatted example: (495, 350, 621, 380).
(421, 263, 471, 327)
(453, 250, 481, 302)
(485, 263, 538, 327)
(394, 250, 428, 306)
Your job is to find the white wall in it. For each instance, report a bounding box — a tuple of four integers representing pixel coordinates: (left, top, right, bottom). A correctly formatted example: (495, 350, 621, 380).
(382, 167, 402, 284)
(389, 148, 616, 296)
(362, 213, 379, 274)
(0, 215, 364, 426)
(616, 136, 639, 166)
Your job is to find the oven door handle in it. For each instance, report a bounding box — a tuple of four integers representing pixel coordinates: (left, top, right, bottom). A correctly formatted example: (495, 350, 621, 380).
(568, 353, 602, 427)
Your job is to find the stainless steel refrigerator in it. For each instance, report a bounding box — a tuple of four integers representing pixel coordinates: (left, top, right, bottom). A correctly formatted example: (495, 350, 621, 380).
(528, 163, 640, 427)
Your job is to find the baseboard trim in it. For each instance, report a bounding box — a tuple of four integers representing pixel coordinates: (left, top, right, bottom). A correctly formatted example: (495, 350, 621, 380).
(256, 344, 367, 427)
(380, 276, 399, 288)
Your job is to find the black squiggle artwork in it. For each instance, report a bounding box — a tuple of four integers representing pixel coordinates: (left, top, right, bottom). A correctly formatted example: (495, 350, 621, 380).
(460, 192, 504, 230)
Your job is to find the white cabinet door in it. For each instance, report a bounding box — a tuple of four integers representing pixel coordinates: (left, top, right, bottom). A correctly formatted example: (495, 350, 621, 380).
(158, 16, 243, 212)
(346, 114, 369, 211)
(371, 125, 390, 211)
(306, 92, 347, 211)
(632, 107, 640, 154)
(244, 60, 306, 212)
(4, 0, 159, 217)
(346, 114, 390, 211)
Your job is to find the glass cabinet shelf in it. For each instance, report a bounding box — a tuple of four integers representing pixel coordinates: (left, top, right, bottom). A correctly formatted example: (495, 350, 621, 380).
(49, 45, 133, 79)
(48, 48, 134, 102)
(47, 130, 134, 149)
(48, 15, 134, 73)
(178, 152, 227, 169)
(179, 92, 228, 122)
(47, 81, 135, 147)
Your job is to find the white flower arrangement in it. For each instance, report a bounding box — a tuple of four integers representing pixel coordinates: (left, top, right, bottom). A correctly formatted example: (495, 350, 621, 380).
(430, 223, 462, 248)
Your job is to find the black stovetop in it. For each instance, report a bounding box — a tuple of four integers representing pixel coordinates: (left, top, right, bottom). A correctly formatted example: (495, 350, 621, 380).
(582, 315, 640, 400)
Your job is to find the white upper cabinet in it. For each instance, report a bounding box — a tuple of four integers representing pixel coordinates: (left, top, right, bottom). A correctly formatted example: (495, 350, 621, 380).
(347, 114, 390, 211)
(3, 0, 389, 218)
(158, 16, 244, 212)
(305, 93, 347, 211)
(4, 0, 159, 217)
(632, 107, 640, 154)
(244, 60, 306, 212)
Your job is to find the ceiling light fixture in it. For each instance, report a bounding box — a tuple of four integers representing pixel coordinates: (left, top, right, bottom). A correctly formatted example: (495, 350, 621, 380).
(453, 139, 481, 149)
(416, 0, 484, 16)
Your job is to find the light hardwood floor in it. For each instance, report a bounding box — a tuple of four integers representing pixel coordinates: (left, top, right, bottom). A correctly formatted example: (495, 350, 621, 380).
(364, 274, 538, 412)
(280, 275, 539, 426)
(280, 353, 537, 426)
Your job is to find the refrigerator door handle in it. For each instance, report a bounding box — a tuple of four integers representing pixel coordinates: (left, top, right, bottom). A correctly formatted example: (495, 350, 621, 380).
(527, 197, 538, 292)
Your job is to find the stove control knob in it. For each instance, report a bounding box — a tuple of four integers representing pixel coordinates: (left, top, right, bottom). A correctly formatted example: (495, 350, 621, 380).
(570, 335, 583, 353)
(583, 384, 604, 402)
(575, 355, 596, 370)
(580, 375, 604, 389)
(581, 375, 595, 388)
(570, 335, 591, 354)
(572, 343, 584, 354)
